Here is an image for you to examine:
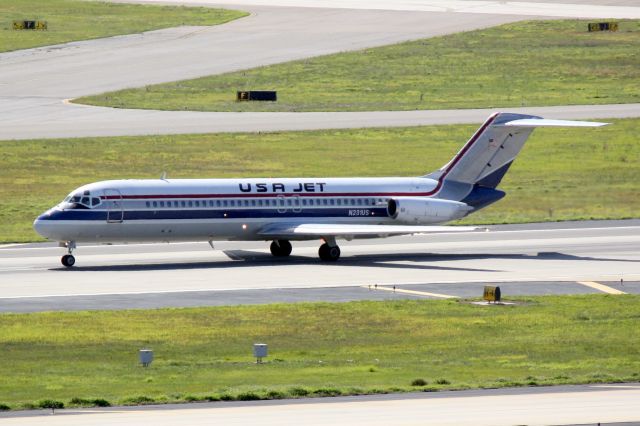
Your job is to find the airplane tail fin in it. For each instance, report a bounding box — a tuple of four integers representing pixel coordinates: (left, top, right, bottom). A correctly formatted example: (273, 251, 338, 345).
(427, 112, 607, 206)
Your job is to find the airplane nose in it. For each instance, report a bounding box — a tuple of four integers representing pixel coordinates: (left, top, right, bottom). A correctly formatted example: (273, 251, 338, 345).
(33, 212, 54, 239)
(33, 218, 46, 238)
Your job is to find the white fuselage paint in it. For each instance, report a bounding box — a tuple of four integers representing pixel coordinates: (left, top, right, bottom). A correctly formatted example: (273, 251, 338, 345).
(34, 177, 443, 243)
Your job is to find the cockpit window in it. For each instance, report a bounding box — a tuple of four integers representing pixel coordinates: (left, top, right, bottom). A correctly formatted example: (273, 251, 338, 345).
(62, 191, 101, 209)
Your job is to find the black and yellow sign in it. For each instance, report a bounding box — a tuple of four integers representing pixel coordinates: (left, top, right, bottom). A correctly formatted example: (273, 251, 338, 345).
(237, 91, 277, 102)
(588, 22, 618, 32)
(13, 20, 48, 30)
(483, 286, 501, 303)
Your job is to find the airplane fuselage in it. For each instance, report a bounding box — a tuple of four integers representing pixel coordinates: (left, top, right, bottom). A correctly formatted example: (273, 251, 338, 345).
(35, 176, 458, 244)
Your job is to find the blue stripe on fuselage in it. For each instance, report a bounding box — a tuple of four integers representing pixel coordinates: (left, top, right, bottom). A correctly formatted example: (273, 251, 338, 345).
(39, 208, 390, 221)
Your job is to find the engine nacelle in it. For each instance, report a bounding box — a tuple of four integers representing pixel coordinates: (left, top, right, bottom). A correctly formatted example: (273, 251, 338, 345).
(387, 197, 472, 224)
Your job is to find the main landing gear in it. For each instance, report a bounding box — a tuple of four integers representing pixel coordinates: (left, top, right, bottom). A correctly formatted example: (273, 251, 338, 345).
(270, 239, 292, 257)
(318, 242, 340, 262)
(61, 241, 76, 268)
(269, 239, 341, 261)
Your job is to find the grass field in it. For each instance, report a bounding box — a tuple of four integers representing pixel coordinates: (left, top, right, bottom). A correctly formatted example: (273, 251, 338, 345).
(0, 295, 638, 409)
(1, 118, 638, 243)
(75, 20, 640, 112)
(0, 0, 247, 53)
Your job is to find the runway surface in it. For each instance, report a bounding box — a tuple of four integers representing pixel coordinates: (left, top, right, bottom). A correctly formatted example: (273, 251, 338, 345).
(1, 220, 638, 312)
(153, 0, 640, 18)
(2, 383, 640, 425)
(2, 1, 640, 140)
(5, 102, 639, 140)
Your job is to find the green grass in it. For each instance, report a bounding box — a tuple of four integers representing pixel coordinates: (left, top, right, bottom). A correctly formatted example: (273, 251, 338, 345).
(1, 118, 638, 243)
(0, 296, 639, 409)
(75, 19, 640, 112)
(0, 0, 247, 53)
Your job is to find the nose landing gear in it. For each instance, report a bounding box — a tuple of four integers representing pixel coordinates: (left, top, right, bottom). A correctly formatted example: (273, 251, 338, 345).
(61, 254, 75, 267)
(61, 241, 76, 267)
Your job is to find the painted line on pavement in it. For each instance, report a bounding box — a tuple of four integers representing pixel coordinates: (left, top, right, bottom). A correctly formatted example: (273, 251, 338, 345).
(591, 384, 640, 389)
(577, 281, 626, 295)
(362, 285, 457, 299)
(0, 244, 23, 249)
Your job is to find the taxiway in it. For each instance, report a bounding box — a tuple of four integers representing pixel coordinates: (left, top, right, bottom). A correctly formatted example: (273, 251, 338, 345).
(1, 221, 638, 312)
(2, 383, 639, 426)
(2, 1, 640, 140)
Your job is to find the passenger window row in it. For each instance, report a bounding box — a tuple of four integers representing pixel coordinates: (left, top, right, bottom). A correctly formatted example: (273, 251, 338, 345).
(143, 198, 385, 209)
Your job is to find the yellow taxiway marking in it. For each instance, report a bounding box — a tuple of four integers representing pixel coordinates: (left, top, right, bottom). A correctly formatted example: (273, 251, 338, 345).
(577, 281, 626, 295)
(362, 285, 457, 299)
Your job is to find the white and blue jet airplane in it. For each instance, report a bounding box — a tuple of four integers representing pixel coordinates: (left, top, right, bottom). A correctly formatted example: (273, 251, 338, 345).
(34, 113, 606, 267)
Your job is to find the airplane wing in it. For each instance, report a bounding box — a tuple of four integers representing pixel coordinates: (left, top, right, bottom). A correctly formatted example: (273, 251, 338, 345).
(258, 223, 478, 239)
(498, 118, 608, 128)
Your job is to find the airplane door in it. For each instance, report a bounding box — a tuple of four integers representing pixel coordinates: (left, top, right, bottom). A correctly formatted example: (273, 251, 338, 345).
(292, 195, 302, 213)
(277, 195, 287, 214)
(104, 188, 124, 223)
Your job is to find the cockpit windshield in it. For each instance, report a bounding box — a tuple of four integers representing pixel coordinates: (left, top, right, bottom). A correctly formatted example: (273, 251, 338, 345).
(62, 190, 101, 209)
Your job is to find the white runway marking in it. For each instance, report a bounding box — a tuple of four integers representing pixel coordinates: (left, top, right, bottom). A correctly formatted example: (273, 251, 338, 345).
(362, 285, 457, 299)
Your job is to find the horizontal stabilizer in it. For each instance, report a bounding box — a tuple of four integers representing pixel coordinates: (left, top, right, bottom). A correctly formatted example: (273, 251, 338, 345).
(259, 223, 477, 239)
(427, 113, 609, 193)
(499, 118, 608, 128)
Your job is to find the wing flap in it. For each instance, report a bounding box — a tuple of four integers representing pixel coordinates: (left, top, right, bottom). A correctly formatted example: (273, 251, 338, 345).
(258, 223, 477, 239)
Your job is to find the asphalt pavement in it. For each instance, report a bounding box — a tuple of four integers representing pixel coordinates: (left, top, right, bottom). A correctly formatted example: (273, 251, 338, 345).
(2, 383, 639, 425)
(1, 220, 638, 312)
(2, 1, 640, 140)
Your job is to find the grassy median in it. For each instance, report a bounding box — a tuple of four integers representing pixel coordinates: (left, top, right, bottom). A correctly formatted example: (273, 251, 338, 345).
(0, 0, 247, 53)
(0, 295, 638, 409)
(1, 118, 638, 243)
(75, 19, 640, 111)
